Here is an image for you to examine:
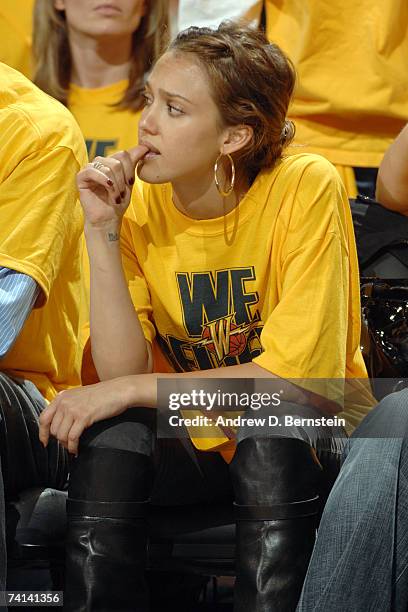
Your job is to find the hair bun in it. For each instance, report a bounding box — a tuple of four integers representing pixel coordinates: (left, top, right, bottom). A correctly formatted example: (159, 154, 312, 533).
(280, 120, 295, 144)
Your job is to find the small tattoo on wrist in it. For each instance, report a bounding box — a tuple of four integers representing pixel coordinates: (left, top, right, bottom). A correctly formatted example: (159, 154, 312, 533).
(107, 231, 119, 242)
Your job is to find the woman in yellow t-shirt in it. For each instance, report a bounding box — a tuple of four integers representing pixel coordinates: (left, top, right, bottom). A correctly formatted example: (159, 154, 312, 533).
(0, 0, 34, 76)
(32, 0, 168, 158)
(40, 23, 370, 611)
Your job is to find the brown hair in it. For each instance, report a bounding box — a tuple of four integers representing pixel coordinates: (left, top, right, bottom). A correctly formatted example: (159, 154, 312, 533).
(32, 0, 168, 111)
(169, 22, 296, 181)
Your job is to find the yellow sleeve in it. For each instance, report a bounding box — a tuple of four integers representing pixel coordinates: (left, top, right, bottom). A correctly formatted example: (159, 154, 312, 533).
(0, 145, 84, 305)
(253, 160, 352, 385)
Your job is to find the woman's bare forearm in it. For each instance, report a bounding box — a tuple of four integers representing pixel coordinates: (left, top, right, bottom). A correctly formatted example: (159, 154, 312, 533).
(121, 362, 340, 415)
(376, 124, 408, 214)
(85, 222, 152, 380)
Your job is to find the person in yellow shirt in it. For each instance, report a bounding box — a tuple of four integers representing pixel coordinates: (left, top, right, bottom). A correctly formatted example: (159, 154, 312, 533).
(0, 63, 87, 593)
(265, 0, 408, 198)
(32, 0, 169, 377)
(39, 23, 370, 611)
(296, 388, 408, 611)
(32, 0, 168, 158)
(176, 0, 408, 198)
(0, 0, 34, 77)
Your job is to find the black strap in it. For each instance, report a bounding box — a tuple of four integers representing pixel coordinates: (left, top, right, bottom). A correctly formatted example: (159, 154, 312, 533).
(350, 195, 408, 268)
(234, 495, 320, 521)
(67, 498, 149, 519)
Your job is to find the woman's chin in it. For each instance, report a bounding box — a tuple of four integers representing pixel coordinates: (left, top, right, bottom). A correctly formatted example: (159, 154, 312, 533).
(137, 163, 168, 184)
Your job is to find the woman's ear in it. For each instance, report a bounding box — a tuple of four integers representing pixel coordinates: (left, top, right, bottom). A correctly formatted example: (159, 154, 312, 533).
(222, 125, 253, 156)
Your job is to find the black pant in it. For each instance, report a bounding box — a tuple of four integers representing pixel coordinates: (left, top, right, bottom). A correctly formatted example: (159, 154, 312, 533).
(0, 372, 69, 592)
(76, 402, 346, 508)
(354, 167, 378, 199)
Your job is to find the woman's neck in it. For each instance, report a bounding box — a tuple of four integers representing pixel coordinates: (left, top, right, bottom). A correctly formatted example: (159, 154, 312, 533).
(172, 171, 250, 220)
(68, 29, 133, 88)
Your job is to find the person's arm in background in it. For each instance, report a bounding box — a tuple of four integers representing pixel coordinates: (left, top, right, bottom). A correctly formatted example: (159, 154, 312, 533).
(376, 124, 408, 215)
(0, 267, 39, 358)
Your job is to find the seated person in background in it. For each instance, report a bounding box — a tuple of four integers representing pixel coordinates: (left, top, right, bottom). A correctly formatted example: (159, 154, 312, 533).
(33, 0, 169, 354)
(376, 123, 408, 215)
(0, 62, 87, 593)
(32, 0, 168, 159)
(297, 388, 408, 612)
(40, 23, 372, 611)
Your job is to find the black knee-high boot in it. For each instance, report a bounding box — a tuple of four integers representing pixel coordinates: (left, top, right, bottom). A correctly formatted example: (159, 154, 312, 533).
(230, 437, 322, 612)
(64, 446, 152, 612)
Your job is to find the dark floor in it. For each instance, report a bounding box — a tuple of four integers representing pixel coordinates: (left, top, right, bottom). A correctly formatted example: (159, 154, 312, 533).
(6, 565, 234, 611)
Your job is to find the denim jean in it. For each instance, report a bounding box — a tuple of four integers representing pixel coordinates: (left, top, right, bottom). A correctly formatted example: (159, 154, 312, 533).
(297, 388, 408, 612)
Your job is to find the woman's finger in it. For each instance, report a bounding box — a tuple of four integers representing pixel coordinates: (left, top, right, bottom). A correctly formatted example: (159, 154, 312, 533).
(77, 164, 122, 207)
(49, 407, 64, 438)
(93, 156, 127, 202)
(111, 150, 137, 188)
(39, 402, 58, 447)
(67, 420, 87, 456)
(55, 414, 75, 446)
(127, 144, 149, 169)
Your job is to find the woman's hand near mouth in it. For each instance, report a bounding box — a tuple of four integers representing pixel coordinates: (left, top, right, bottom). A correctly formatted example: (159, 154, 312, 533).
(77, 144, 149, 227)
(139, 139, 161, 159)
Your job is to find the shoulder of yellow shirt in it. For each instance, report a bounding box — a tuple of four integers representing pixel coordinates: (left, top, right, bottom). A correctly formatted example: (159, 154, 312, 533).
(125, 152, 344, 227)
(0, 62, 87, 166)
(134, 152, 340, 197)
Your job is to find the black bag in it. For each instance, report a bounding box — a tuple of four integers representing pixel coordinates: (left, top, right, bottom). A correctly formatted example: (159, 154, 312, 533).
(350, 194, 408, 278)
(360, 277, 408, 368)
(350, 195, 408, 397)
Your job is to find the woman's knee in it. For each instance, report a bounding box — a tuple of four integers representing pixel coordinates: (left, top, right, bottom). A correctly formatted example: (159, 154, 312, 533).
(354, 388, 408, 439)
(79, 409, 155, 457)
(230, 436, 322, 504)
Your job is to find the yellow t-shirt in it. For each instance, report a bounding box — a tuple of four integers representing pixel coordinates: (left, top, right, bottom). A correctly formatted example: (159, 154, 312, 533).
(121, 153, 370, 452)
(0, 63, 88, 401)
(266, 0, 408, 170)
(68, 80, 142, 159)
(0, 0, 34, 78)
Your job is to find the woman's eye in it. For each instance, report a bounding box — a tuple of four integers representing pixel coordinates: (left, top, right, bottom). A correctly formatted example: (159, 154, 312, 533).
(167, 104, 183, 116)
(142, 93, 153, 106)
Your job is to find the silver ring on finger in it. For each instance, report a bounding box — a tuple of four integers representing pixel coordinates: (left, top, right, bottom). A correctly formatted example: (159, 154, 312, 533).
(92, 161, 106, 170)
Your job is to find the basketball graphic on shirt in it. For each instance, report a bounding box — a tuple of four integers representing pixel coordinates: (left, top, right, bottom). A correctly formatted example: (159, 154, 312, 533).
(228, 329, 247, 356)
(202, 326, 215, 352)
(202, 321, 247, 359)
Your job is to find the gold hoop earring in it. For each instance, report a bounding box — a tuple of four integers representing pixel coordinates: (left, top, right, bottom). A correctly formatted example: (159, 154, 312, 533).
(214, 153, 235, 197)
(136, 159, 143, 179)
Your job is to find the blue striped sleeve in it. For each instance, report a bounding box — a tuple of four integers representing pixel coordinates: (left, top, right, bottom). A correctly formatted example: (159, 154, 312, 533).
(0, 267, 40, 358)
